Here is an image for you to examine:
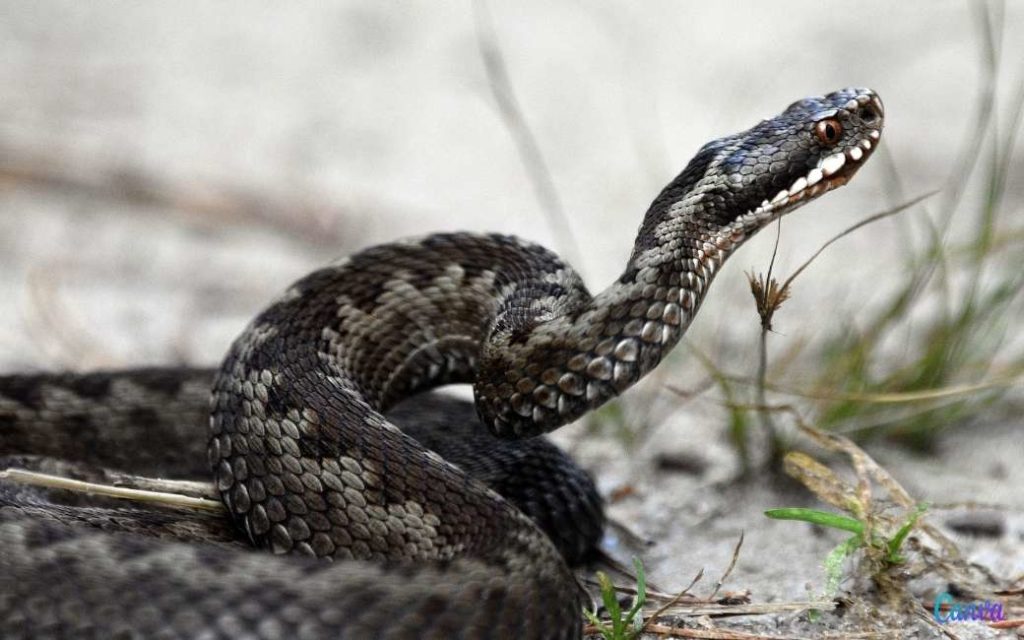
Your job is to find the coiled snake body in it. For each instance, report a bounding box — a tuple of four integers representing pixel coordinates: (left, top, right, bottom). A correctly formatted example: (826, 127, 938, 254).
(0, 88, 883, 638)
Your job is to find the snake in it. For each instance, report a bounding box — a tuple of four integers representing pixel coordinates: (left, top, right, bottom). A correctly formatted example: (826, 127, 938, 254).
(0, 87, 883, 639)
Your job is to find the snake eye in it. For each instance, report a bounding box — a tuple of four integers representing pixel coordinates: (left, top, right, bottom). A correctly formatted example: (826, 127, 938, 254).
(815, 119, 842, 146)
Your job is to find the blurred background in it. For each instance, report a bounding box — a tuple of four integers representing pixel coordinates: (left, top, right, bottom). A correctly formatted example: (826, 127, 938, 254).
(1, 1, 1019, 370)
(1, 0, 1022, 609)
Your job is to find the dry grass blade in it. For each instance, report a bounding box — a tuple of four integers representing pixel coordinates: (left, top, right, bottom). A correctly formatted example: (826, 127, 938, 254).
(24, 264, 119, 369)
(708, 533, 745, 602)
(472, 0, 583, 270)
(754, 374, 1024, 405)
(0, 468, 224, 512)
(915, 608, 963, 640)
(789, 420, 1004, 594)
(637, 625, 903, 639)
(634, 536, 752, 634)
(745, 191, 935, 339)
(779, 190, 939, 296)
(637, 624, 807, 639)
(583, 600, 838, 637)
(782, 452, 859, 513)
(988, 618, 1024, 630)
(638, 569, 706, 633)
(792, 425, 914, 509)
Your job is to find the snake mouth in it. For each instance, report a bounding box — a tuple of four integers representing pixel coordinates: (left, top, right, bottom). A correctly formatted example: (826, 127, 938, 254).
(749, 127, 881, 218)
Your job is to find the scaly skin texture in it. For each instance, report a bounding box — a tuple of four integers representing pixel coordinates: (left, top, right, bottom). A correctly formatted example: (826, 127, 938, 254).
(1, 88, 883, 639)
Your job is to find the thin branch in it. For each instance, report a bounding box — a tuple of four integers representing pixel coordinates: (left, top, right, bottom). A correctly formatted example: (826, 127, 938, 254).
(779, 190, 939, 295)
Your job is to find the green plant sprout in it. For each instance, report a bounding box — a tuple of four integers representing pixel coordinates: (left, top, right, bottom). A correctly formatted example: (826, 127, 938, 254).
(583, 557, 647, 640)
(765, 503, 928, 597)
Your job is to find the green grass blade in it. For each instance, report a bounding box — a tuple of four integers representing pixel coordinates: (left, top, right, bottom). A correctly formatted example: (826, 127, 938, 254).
(765, 508, 864, 535)
(625, 557, 646, 632)
(886, 503, 929, 563)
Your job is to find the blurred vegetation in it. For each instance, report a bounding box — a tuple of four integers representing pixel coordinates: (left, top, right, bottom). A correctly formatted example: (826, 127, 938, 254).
(795, 0, 1023, 450)
(588, 0, 1023, 466)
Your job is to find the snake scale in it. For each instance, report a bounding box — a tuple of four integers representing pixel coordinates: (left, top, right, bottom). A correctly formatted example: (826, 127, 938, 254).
(0, 88, 883, 639)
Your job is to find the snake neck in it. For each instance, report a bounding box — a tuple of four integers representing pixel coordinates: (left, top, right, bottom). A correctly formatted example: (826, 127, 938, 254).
(474, 190, 762, 438)
(475, 85, 886, 437)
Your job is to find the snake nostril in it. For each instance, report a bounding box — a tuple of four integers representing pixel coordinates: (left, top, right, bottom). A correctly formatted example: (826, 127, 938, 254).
(858, 104, 879, 124)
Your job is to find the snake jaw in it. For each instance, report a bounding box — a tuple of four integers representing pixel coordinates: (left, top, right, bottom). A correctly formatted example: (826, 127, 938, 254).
(757, 146, 865, 213)
(746, 90, 883, 222)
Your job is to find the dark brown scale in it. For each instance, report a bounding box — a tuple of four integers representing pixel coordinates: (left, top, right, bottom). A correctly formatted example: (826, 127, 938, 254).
(1, 87, 882, 638)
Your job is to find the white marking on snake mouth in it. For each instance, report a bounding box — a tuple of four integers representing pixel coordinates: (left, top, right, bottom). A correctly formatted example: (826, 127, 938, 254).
(746, 133, 876, 219)
(821, 152, 846, 177)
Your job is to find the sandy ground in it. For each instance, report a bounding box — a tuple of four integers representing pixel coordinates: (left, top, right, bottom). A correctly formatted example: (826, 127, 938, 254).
(2, 2, 1022, 638)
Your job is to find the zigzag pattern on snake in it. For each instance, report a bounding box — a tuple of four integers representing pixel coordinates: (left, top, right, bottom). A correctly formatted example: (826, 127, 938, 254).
(0, 88, 883, 639)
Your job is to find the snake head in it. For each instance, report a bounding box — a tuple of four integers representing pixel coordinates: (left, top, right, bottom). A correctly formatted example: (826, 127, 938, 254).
(648, 87, 884, 235)
(715, 87, 884, 226)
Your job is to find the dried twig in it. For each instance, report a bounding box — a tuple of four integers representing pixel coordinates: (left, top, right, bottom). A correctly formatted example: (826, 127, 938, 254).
(639, 569, 706, 633)
(708, 533, 745, 601)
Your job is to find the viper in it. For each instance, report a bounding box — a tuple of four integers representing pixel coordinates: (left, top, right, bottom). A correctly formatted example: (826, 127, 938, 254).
(0, 87, 883, 639)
